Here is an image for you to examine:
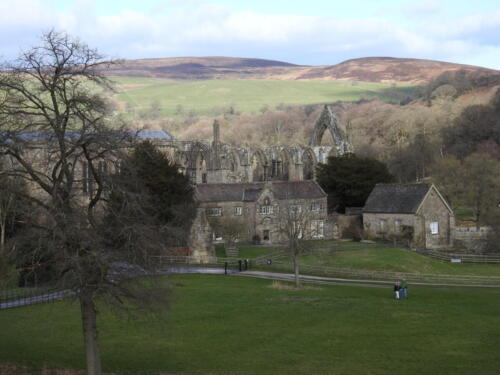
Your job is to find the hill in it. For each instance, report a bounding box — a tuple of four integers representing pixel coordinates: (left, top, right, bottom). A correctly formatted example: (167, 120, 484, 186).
(103, 56, 499, 83)
(296, 57, 499, 83)
(104, 56, 302, 80)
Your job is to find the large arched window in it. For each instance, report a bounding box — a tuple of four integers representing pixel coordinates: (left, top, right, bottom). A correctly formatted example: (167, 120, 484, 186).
(302, 151, 315, 180)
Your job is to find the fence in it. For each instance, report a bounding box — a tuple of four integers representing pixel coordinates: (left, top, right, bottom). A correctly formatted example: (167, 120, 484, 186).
(263, 261, 500, 286)
(0, 285, 70, 310)
(414, 248, 500, 264)
(454, 226, 491, 240)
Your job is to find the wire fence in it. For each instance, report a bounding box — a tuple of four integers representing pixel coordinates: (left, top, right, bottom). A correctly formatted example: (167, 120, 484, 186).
(0, 285, 70, 310)
(260, 261, 500, 286)
(413, 248, 500, 264)
(4, 244, 500, 309)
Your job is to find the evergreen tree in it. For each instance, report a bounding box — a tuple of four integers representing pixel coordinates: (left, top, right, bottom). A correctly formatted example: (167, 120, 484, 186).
(316, 154, 394, 213)
(107, 141, 195, 247)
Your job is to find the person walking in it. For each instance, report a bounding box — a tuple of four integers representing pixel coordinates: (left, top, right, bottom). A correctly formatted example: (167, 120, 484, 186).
(394, 281, 401, 300)
(401, 279, 408, 299)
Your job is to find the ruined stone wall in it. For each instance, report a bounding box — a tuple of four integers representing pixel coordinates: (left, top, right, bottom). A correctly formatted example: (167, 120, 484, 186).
(327, 214, 362, 240)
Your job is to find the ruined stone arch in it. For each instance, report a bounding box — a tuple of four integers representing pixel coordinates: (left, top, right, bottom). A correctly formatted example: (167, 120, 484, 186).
(250, 149, 268, 182)
(195, 153, 208, 184)
(225, 150, 240, 172)
(278, 148, 292, 181)
(175, 152, 189, 174)
(302, 148, 316, 180)
(186, 142, 210, 184)
(309, 105, 352, 154)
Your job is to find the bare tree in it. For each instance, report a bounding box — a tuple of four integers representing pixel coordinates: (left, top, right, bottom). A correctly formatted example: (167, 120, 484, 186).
(0, 31, 173, 375)
(276, 200, 316, 288)
(208, 216, 246, 250)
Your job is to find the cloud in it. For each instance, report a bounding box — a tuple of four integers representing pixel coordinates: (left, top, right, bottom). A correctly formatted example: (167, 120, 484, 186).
(0, 0, 499, 69)
(401, 0, 445, 17)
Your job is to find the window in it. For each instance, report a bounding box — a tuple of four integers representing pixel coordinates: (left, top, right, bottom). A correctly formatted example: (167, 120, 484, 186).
(260, 197, 274, 214)
(260, 205, 274, 215)
(206, 207, 222, 216)
(263, 230, 270, 241)
(310, 202, 322, 212)
(379, 219, 387, 232)
(430, 221, 439, 234)
(290, 204, 302, 213)
(202, 173, 207, 184)
(394, 219, 402, 232)
(234, 206, 242, 216)
(311, 220, 325, 238)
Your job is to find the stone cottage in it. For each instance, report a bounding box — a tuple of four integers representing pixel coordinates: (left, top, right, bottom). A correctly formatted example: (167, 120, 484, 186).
(363, 183, 454, 249)
(195, 180, 329, 245)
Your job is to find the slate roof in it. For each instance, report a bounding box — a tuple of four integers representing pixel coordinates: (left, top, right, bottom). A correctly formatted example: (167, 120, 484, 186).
(135, 129, 175, 140)
(1, 129, 175, 142)
(195, 180, 327, 203)
(363, 183, 432, 214)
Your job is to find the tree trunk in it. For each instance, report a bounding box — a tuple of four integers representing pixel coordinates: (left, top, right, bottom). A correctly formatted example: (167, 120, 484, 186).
(80, 292, 102, 375)
(293, 254, 300, 288)
(0, 221, 5, 254)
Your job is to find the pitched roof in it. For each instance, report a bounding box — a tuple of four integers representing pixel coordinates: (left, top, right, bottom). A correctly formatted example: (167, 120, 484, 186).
(135, 129, 175, 140)
(363, 183, 432, 214)
(195, 180, 326, 203)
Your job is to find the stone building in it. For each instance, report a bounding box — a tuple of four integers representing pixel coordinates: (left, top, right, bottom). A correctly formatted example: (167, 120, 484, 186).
(195, 180, 329, 244)
(7, 106, 351, 253)
(362, 183, 454, 249)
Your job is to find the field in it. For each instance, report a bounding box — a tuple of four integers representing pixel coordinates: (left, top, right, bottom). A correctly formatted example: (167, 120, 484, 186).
(224, 241, 500, 277)
(112, 77, 414, 116)
(298, 241, 500, 276)
(1, 274, 500, 375)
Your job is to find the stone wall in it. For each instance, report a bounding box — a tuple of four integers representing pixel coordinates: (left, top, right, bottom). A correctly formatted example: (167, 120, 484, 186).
(363, 213, 415, 241)
(188, 208, 215, 262)
(417, 189, 454, 248)
(327, 213, 363, 240)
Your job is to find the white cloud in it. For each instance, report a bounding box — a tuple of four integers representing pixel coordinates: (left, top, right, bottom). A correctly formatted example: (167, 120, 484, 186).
(0, 0, 499, 69)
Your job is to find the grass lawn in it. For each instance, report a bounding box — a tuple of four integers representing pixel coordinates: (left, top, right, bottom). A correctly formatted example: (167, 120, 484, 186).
(0, 275, 499, 374)
(111, 77, 413, 116)
(298, 241, 500, 276)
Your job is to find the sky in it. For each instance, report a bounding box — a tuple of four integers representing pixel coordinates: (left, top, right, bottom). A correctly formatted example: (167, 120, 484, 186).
(1, 0, 499, 69)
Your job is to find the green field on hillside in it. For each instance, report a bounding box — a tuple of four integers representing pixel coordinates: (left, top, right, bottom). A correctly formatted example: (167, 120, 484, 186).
(298, 241, 500, 276)
(1, 275, 499, 375)
(225, 241, 500, 277)
(112, 77, 413, 116)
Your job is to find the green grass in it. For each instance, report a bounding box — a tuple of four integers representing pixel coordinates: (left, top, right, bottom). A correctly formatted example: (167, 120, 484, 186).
(298, 241, 500, 276)
(1, 275, 500, 374)
(112, 77, 414, 116)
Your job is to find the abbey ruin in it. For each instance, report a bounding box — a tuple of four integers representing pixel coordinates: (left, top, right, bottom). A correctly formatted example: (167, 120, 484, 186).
(151, 105, 352, 185)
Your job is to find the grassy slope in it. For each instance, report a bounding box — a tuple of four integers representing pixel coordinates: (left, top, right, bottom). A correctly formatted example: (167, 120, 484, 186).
(299, 241, 500, 276)
(1, 275, 500, 375)
(111, 77, 413, 116)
